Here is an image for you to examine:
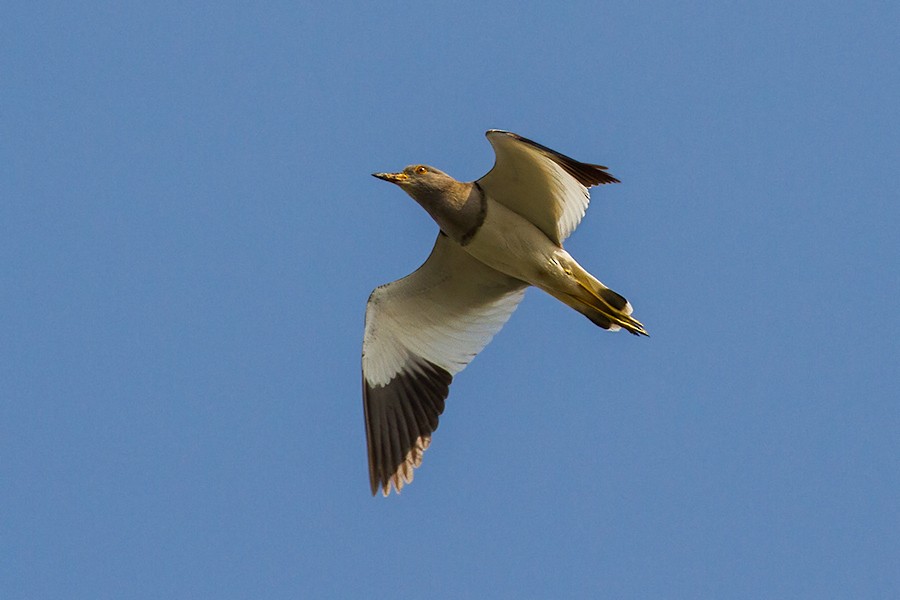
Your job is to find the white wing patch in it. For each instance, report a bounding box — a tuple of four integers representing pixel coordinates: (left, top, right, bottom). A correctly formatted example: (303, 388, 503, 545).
(363, 234, 525, 387)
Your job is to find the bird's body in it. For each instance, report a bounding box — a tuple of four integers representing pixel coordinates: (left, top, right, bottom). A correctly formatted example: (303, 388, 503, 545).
(465, 192, 559, 283)
(364, 130, 646, 496)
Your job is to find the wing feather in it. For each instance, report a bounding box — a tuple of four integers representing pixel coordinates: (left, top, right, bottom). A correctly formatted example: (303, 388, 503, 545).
(362, 234, 526, 495)
(477, 130, 619, 244)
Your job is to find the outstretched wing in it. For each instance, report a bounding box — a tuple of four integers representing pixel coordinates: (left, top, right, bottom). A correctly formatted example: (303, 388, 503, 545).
(477, 130, 619, 244)
(362, 234, 527, 496)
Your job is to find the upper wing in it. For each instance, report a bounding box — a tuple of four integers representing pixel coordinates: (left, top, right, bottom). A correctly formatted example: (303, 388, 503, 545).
(477, 130, 620, 244)
(362, 234, 527, 496)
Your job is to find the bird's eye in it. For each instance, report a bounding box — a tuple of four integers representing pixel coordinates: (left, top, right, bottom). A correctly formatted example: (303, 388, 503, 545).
(415, 166, 428, 174)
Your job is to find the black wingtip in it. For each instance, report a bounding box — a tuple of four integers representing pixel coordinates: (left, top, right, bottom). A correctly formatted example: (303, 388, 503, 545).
(486, 130, 620, 187)
(363, 360, 452, 497)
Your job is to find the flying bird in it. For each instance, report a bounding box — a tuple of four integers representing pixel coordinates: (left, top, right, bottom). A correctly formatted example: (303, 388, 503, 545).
(363, 130, 646, 496)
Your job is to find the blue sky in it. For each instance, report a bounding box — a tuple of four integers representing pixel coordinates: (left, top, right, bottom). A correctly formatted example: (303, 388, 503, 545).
(3, 1, 898, 598)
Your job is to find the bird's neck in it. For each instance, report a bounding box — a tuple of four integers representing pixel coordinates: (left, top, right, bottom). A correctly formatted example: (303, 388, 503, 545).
(413, 182, 486, 245)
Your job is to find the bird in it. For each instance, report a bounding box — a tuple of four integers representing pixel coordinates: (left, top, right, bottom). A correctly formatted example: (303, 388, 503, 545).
(363, 129, 646, 496)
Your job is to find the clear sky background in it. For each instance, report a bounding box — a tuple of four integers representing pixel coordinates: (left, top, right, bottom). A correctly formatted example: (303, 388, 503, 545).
(3, 1, 898, 598)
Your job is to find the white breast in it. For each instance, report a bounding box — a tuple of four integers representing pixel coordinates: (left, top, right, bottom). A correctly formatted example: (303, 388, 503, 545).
(463, 198, 562, 285)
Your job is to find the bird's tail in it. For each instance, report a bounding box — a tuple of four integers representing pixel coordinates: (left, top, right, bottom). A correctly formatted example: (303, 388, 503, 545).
(553, 264, 648, 336)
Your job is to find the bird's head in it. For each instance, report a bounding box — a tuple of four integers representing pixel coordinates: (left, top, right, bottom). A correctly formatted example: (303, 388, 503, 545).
(372, 165, 459, 201)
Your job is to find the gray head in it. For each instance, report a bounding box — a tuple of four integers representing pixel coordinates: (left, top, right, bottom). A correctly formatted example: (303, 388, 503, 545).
(371, 165, 461, 200)
(372, 165, 484, 243)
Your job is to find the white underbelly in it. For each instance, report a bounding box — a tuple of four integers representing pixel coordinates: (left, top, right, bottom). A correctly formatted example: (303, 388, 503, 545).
(463, 199, 562, 285)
